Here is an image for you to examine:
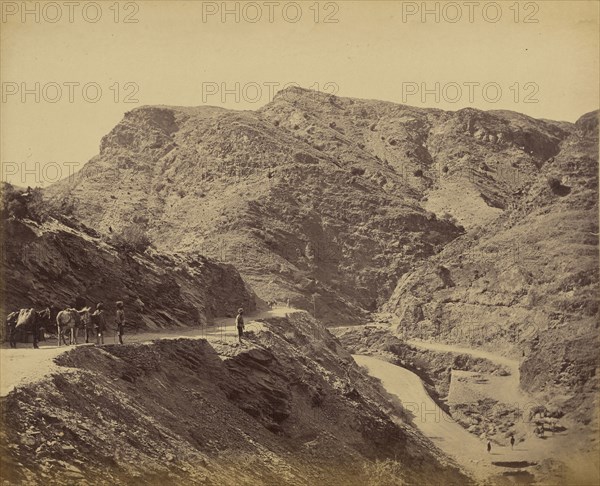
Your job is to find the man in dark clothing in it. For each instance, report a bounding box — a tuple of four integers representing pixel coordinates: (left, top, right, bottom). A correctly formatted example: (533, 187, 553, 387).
(235, 308, 245, 344)
(14, 308, 47, 349)
(510, 434, 515, 449)
(84, 310, 95, 344)
(115, 301, 125, 344)
(487, 440, 492, 453)
(6, 311, 18, 348)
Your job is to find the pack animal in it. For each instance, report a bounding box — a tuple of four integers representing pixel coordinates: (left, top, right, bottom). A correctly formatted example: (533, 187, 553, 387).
(56, 307, 91, 346)
(529, 405, 548, 421)
(10, 308, 51, 348)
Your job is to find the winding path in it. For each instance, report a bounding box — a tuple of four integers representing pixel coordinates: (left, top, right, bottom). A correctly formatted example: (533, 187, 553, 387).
(353, 348, 598, 485)
(0, 306, 297, 397)
(406, 338, 528, 406)
(353, 354, 497, 483)
(406, 339, 520, 375)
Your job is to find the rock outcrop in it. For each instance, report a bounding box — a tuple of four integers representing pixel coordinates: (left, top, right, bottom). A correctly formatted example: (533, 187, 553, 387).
(1, 217, 255, 337)
(385, 110, 599, 423)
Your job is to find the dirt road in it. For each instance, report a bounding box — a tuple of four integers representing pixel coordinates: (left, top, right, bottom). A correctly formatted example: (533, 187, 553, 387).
(0, 306, 298, 397)
(406, 338, 520, 375)
(354, 349, 599, 485)
(406, 338, 529, 409)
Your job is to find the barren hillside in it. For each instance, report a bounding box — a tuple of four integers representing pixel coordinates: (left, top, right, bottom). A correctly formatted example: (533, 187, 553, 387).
(46, 88, 577, 323)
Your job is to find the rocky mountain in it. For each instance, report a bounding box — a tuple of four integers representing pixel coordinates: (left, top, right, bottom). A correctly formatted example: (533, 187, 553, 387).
(46, 87, 578, 323)
(34, 90, 600, 422)
(385, 110, 599, 423)
(3, 88, 598, 485)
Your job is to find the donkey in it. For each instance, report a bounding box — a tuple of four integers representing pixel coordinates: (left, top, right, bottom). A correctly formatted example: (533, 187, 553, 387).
(56, 307, 91, 346)
(529, 405, 548, 421)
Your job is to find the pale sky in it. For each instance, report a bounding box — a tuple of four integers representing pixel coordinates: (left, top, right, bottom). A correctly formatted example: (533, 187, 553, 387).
(1, 0, 598, 186)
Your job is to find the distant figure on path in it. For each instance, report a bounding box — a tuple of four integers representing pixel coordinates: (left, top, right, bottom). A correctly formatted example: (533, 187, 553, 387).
(93, 303, 107, 345)
(115, 301, 125, 345)
(487, 440, 492, 453)
(236, 308, 245, 344)
(510, 434, 515, 449)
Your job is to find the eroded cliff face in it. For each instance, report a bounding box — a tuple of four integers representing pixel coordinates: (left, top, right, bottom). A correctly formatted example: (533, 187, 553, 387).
(1, 217, 255, 336)
(0, 312, 469, 486)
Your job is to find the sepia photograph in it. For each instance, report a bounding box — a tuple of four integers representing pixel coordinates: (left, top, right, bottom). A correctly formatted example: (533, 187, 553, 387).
(0, 1, 598, 484)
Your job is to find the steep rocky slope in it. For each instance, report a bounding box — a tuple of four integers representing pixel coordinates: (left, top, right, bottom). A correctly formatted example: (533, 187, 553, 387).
(3, 87, 597, 485)
(385, 111, 599, 423)
(0, 216, 255, 337)
(0, 312, 470, 486)
(46, 88, 576, 323)
(260, 89, 569, 227)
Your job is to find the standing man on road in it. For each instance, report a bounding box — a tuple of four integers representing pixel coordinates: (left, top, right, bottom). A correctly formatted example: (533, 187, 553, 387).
(115, 301, 125, 344)
(236, 308, 245, 344)
(93, 303, 107, 345)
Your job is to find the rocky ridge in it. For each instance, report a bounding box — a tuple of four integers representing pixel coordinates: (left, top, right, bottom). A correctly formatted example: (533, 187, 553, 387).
(384, 111, 599, 424)
(0, 312, 469, 486)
